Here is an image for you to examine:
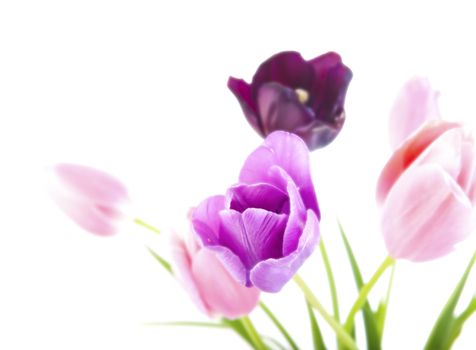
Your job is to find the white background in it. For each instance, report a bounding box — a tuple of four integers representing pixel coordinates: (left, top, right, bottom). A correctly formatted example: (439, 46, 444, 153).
(1, 0, 476, 349)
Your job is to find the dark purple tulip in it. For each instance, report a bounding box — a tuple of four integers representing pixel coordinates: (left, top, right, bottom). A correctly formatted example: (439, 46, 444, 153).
(191, 131, 320, 293)
(228, 51, 352, 150)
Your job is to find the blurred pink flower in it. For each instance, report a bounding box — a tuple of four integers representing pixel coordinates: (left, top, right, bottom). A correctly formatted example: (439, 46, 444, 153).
(377, 79, 476, 261)
(171, 231, 260, 319)
(47, 163, 129, 236)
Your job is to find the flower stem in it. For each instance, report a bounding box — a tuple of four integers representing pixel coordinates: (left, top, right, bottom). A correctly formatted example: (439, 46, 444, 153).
(259, 301, 299, 350)
(293, 274, 357, 350)
(134, 218, 161, 234)
(319, 238, 340, 321)
(344, 256, 395, 333)
(240, 316, 268, 350)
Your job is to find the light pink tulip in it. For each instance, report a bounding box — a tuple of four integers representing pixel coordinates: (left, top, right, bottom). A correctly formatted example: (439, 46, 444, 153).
(388, 77, 440, 150)
(47, 163, 129, 236)
(171, 231, 260, 319)
(378, 96, 476, 261)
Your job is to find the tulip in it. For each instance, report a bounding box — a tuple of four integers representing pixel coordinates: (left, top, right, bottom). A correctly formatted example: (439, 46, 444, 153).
(171, 231, 260, 319)
(228, 51, 352, 150)
(192, 131, 320, 292)
(47, 163, 129, 236)
(377, 79, 476, 261)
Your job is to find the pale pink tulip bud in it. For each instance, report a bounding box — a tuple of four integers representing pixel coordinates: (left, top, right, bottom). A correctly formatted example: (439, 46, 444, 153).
(171, 231, 260, 319)
(378, 107, 476, 261)
(47, 163, 129, 236)
(389, 77, 440, 150)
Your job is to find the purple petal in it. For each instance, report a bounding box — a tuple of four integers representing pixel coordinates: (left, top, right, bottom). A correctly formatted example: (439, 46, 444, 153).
(226, 182, 289, 214)
(206, 245, 249, 286)
(294, 116, 344, 150)
(219, 209, 288, 271)
(250, 209, 320, 292)
(191, 195, 225, 245)
(257, 82, 314, 135)
(282, 176, 307, 255)
(239, 131, 320, 218)
(251, 51, 313, 96)
(228, 77, 264, 136)
(308, 52, 352, 125)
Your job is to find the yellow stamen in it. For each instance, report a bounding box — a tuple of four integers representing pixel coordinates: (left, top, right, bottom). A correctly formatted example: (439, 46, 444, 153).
(295, 88, 309, 104)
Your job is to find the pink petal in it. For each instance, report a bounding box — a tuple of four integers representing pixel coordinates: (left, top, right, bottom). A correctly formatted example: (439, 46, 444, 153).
(389, 77, 440, 150)
(377, 121, 460, 204)
(170, 234, 209, 315)
(47, 163, 129, 236)
(191, 248, 260, 319)
(381, 164, 474, 261)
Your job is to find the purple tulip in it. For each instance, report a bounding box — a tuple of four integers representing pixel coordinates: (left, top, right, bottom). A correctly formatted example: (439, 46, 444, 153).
(192, 131, 320, 292)
(228, 51, 352, 150)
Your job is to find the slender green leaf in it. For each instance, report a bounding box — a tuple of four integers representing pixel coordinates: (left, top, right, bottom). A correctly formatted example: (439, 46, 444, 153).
(222, 318, 255, 348)
(259, 301, 300, 350)
(262, 336, 288, 350)
(338, 221, 381, 350)
(375, 264, 395, 340)
(319, 238, 340, 321)
(424, 251, 476, 350)
(306, 300, 327, 350)
(146, 246, 173, 274)
(239, 316, 268, 350)
(134, 218, 161, 234)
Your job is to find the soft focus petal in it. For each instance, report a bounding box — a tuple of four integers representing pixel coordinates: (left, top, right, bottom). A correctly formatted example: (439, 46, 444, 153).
(250, 209, 320, 292)
(382, 164, 474, 261)
(239, 131, 320, 217)
(228, 77, 263, 136)
(294, 117, 344, 150)
(206, 245, 249, 287)
(389, 77, 440, 150)
(308, 52, 353, 125)
(251, 51, 313, 95)
(191, 248, 260, 319)
(47, 163, 129, 236)
(377, 121, 460, 204)
(170, 234, 209, 315)
(191, 195, 225, 244)
(257, 82, 314, 135)
(457, 136, 476, 197)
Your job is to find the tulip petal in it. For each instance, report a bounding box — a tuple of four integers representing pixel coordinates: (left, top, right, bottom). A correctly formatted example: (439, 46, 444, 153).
(239, 131, 320, 218)
(308, 52, 353, 125)
(382, 164, 474, 261)
(282, 177, 307, 256)
(377, 121, 460, 204)
(228, 77, 263, 136)
(457, 137, 476, 199)
(226, 182, 289, 214)
(170, 234, 209, 315)
(218, 209, 287, 270)
(294, 117, 344, 150)
(389, 77, 440, 150)
(251, 51, 313, 95)
(250, 209, 320, 292)
(257, 82, 314, 135)
(191, 195, 225, 244)
(191, 248, 260, 319)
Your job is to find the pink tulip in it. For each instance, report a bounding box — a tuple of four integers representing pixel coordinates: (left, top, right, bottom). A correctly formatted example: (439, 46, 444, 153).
(388, 77, 440, 150)
(377, 80, 476, 261)
(171, 231, 260, 319)
(47, 163, 129, 236)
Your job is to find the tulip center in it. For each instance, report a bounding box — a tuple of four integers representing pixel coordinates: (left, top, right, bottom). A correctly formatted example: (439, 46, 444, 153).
(295, 88, 309, 104)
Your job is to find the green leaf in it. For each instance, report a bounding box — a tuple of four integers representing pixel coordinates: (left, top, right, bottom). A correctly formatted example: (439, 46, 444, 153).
(146, 246, 173, 274)
(222, 318, 255, 348)
(375, 264, 395, 340)
(424, 251, 476, 350)
(259, 301, 300, 350)
(338, 221, 381, 350)
(306, 300, 327, 350)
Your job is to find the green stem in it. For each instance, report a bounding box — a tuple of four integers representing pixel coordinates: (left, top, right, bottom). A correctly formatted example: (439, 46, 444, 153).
(344, 256, 395, 333)
(293, 274, 357, 350)
(378, 263, 396, 340)
(259, 301, 299, 350)
(319, 238, 340, 321)
(134, 218, 161, 234)
(240, 316, 268, 350)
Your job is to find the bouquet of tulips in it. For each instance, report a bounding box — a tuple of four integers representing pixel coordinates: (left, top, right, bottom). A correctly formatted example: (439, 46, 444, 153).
(47, 51, 476, 350)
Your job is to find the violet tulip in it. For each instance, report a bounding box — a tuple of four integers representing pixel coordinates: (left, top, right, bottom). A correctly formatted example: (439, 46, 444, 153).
(47, 163, 129, 236)
(171, 231, 260, 319)
(228, 51, 352, 150)
(192, 131, 320, 292)
(377, 78, 476, 261)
